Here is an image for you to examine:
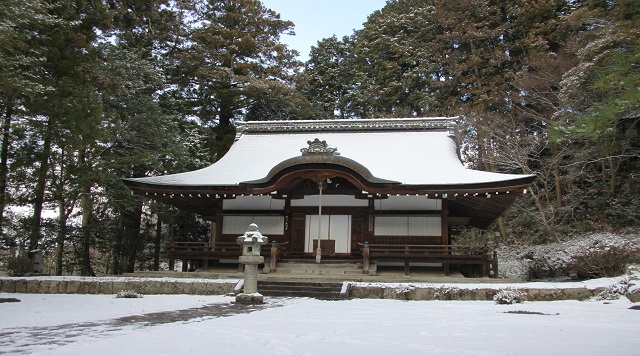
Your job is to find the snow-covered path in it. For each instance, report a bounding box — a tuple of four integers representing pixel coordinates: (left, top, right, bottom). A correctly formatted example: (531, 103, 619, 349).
(1, 293, 639, 355)
(0, 295, 276, 354)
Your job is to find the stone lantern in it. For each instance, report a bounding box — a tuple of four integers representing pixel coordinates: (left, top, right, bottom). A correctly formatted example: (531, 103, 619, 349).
(235, 223, 268, 304)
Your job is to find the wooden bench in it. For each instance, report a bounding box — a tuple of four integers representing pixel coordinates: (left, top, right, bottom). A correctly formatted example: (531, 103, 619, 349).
(358, 243, 498, 277)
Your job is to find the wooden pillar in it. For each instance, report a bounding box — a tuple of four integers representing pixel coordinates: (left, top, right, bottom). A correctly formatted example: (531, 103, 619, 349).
(483, 244, 489, 277)
(269, 244, 278, 272)
(492, 251, 499, 278)
(404, 245, 410, 276)
(209, 220, 217, 244)
(215, 213, 223, 243)
(362, 243, 370, 274)
(441, 197, 449, 276)
(168, 241, 175, 271)
(351, 213, 364, 253)
(441, 197, 449, 246)
(284, 197, 291, 247)
(204, 225, 215, 272)
(365, 198, 375, 244)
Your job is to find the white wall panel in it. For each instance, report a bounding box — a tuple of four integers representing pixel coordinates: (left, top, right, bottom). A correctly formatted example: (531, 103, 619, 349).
(374, 196, 440, 210)
(222, 215, 284, 235)
(291, 195, 368, 207)
(374, 216, 441, 236)
(222, 196, 285, 210)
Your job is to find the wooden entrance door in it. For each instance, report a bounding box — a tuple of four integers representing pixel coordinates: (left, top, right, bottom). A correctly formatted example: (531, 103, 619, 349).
(290, 213, 306, 255)
(304, 215, 352, 254)
(290, 213, 355, 255)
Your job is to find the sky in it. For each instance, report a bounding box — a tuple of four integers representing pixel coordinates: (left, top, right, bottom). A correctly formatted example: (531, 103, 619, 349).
(260, 0, 389, 61)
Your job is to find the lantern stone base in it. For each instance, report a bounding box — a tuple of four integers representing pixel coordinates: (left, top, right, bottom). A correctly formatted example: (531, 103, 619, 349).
(235, 293, 264, 304)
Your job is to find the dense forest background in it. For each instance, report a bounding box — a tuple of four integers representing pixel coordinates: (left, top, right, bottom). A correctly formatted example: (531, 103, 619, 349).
(0, 0, 637, 276)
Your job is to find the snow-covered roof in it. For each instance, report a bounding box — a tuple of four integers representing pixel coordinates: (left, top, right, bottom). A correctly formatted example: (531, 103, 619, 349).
(125, 118, 533, 188)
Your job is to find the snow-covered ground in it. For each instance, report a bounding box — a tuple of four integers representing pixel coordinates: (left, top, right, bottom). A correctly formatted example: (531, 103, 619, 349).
(1, 292, 638, 355)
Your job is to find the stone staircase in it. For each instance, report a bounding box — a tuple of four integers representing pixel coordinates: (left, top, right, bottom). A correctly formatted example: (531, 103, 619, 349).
(256, 280, 349, 300)
(268, 259, 376, 276)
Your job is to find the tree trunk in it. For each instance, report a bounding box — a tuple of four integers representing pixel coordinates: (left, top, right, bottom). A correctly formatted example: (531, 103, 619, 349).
(497, 217, 508, 243)
(29, 117, 54, 251)
(78, 150, 94, 276)
(478, 130, 509, 242)
(79, 190, 94, 276)
(0, 102, 12, 239)
(554, 159, 562, 208)
(607, 156, 616, 196)
(153, 216, 162, 271)
(112, 213, 126, 274)
(124, 202, 143, 273)
(551, 142, 562, 208)
(54, 148, 75, 275)
(55, 200, 67, 276)
(218, 91, 234, 127)
(601, 160, 607, 194)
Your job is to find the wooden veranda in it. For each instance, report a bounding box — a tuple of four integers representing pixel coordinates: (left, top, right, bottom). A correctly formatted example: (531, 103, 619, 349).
(165, 241, 498, 278)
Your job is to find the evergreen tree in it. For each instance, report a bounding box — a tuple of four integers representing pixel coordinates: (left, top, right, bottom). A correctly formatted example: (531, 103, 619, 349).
(551, 0, 639, 224)
(171, 0, 301, 157)
(0, 0, 57, 254)
(20, 0, 111, 255)
(304, 35, 358, 119)
(354, 0, 444, 117)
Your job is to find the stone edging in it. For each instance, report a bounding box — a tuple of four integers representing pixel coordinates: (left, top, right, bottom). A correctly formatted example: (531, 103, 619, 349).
(0, 278, 236, 296)
(1, 277, 613, 301)
(349, 285, 599, 301)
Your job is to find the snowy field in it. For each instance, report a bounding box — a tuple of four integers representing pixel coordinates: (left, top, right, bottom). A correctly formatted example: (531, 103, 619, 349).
(1, 292, 639, 355)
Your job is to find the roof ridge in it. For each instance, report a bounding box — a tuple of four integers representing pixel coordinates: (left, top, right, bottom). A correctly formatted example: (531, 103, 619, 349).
(235, 117, 458, 140)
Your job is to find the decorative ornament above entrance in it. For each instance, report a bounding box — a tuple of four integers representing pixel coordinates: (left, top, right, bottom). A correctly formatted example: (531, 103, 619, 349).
(300, 138, 340, 156)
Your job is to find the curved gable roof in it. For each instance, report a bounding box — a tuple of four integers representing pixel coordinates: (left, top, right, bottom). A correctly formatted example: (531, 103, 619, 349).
(125, 118, 534, 189)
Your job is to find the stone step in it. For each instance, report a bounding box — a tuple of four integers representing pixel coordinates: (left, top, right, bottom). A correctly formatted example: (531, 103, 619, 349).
(277, 263, 363, 269)
(259, 281, 343, 289)
(273, 261, 365, 276)
(256, 281, 348, 300)
(279, 258, 361, 264)
(274, 270, 363, 276)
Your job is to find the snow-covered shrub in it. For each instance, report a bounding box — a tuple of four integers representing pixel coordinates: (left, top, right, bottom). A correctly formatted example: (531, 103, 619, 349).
(116, 290, 143, 298)
(594, 278, 630, 301)
(566, 240, 640, 279)
(498, 243, 572, 280)
(6, 256, 33, 277)
(434, 286, 461, 300)
(498, 233, 640, 280)
(526, 255, 560, 280)
(493, 288, 526, 305)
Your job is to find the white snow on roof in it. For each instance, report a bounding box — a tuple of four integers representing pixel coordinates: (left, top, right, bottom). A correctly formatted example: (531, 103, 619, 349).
(129, 130, 531, 186)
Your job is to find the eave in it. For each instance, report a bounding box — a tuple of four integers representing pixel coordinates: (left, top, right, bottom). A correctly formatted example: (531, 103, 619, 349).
(123, 174, 534, 229)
